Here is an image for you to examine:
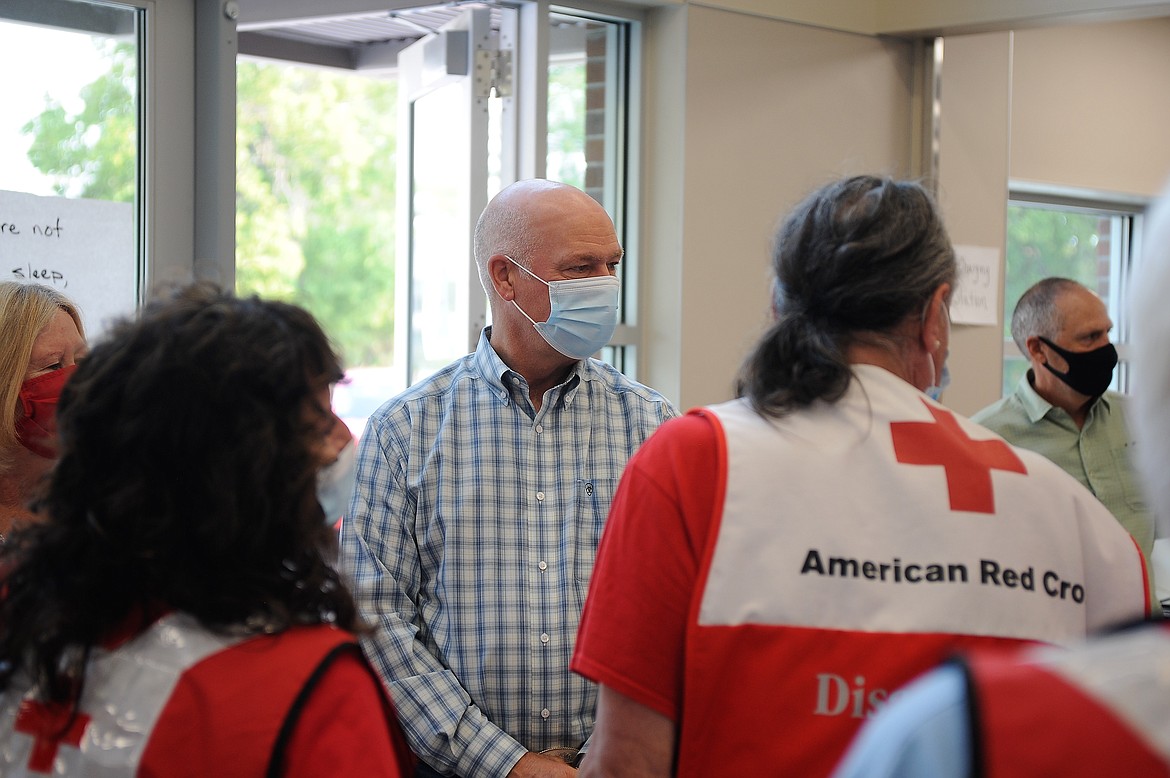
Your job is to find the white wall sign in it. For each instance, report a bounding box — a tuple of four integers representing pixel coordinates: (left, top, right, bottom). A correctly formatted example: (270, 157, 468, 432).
(951, 244, 1000, 326)
(0, 189, 137, 338)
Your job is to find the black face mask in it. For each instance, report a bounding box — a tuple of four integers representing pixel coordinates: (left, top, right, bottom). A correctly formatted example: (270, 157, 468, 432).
(1038, 337, 1118, 397)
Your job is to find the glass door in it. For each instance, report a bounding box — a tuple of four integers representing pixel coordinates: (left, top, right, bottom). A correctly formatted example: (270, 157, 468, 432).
(397, 7, 499, 386)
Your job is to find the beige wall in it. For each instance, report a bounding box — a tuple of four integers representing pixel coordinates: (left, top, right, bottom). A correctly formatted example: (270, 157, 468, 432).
(934, 33, 1012, 417)
(640, 5, 916, 409)
(1011, 18, 1170, 196)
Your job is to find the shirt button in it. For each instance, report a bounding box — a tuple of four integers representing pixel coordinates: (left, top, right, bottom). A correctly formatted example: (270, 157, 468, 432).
(538, 561, 548, 571)
(536, 491, 545, 501)
(511, 376, 521, 385)
(541, 708, 550, 719)
(535, 424, 543, 434)
(540, 632, 550, 644)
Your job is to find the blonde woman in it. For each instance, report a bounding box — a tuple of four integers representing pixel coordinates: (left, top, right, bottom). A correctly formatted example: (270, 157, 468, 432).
(0, 282, 85, 535)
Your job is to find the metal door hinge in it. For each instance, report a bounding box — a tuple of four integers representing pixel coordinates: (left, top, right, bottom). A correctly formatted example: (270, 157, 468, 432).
(476, 48, 513, 98)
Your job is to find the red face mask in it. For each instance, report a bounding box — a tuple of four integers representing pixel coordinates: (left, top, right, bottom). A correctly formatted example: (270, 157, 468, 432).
(15, 364, 78, 459)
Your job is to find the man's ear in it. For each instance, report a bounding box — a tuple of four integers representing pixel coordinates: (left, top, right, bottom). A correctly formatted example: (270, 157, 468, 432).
(487, 255, 516, 301)
(1025, 335, 1047, 363)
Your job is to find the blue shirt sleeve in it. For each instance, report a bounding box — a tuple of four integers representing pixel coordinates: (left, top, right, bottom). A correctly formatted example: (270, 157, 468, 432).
(832, 665, 972, 778)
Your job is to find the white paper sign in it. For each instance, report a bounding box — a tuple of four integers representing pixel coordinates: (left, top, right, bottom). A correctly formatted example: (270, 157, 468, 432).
(0, 189, 137, 338)
(951, 244, 1000, 326)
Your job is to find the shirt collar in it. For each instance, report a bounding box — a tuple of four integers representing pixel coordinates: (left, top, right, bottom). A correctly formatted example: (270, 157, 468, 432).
(1017, 369, 1110, 423)
(472, 326, 586, 408)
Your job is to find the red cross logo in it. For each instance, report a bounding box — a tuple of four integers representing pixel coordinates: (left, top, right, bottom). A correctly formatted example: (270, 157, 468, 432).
(14, 699, 91, 773)
(890, 402, 1026, 514)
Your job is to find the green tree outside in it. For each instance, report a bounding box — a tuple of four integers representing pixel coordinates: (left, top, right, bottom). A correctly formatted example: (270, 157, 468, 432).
(22, 40, 137, 203)
(1004, 205, 1105, 334)
(235, 59, 398, 367)
(547, 61, 586, 188)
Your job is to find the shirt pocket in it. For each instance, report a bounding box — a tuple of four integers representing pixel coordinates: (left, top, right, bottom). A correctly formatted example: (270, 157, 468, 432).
(571, 476, 618, 606)
(1112, 444, 1149, 512)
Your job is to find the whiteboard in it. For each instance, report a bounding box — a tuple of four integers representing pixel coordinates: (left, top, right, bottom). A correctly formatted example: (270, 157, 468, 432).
(0, 189, 138, 338)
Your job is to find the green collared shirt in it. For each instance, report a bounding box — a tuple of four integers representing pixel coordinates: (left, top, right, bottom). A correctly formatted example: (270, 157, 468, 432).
(972, 372, 1154, 562)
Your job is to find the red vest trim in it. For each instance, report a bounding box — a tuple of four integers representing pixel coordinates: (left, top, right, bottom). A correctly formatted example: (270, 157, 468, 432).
(140, 624, 355, 777)
(964, 625, 1170, 778)
(0, 616, 364, 777)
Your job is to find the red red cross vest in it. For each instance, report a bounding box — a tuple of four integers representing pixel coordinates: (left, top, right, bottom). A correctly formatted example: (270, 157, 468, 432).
(964, 621, 1170, 777)
(681, 366, 1148, 776)
(0, 612, 379, 776)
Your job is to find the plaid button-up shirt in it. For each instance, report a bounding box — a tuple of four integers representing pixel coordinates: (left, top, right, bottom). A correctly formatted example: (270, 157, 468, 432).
(340, 328, 677, 777)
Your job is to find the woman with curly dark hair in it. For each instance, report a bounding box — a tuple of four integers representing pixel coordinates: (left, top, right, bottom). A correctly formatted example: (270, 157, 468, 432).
(0, 284, 412, 777)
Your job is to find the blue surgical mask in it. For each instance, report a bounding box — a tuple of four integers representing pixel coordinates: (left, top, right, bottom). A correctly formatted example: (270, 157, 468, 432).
(926, 360, 951, 402)
(317, 441, 357, 527)
(505, 255, 620, 359)
(922, 300, 952, 402)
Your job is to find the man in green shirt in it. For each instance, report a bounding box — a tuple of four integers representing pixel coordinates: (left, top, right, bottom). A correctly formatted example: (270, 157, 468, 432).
(973, 277, 1154, 590)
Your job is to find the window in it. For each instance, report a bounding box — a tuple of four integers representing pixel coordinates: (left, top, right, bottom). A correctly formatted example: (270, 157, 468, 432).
(547, 10, 639, 377)
(0, 0, 143, 338)
(1002, 191, 1143, 395)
